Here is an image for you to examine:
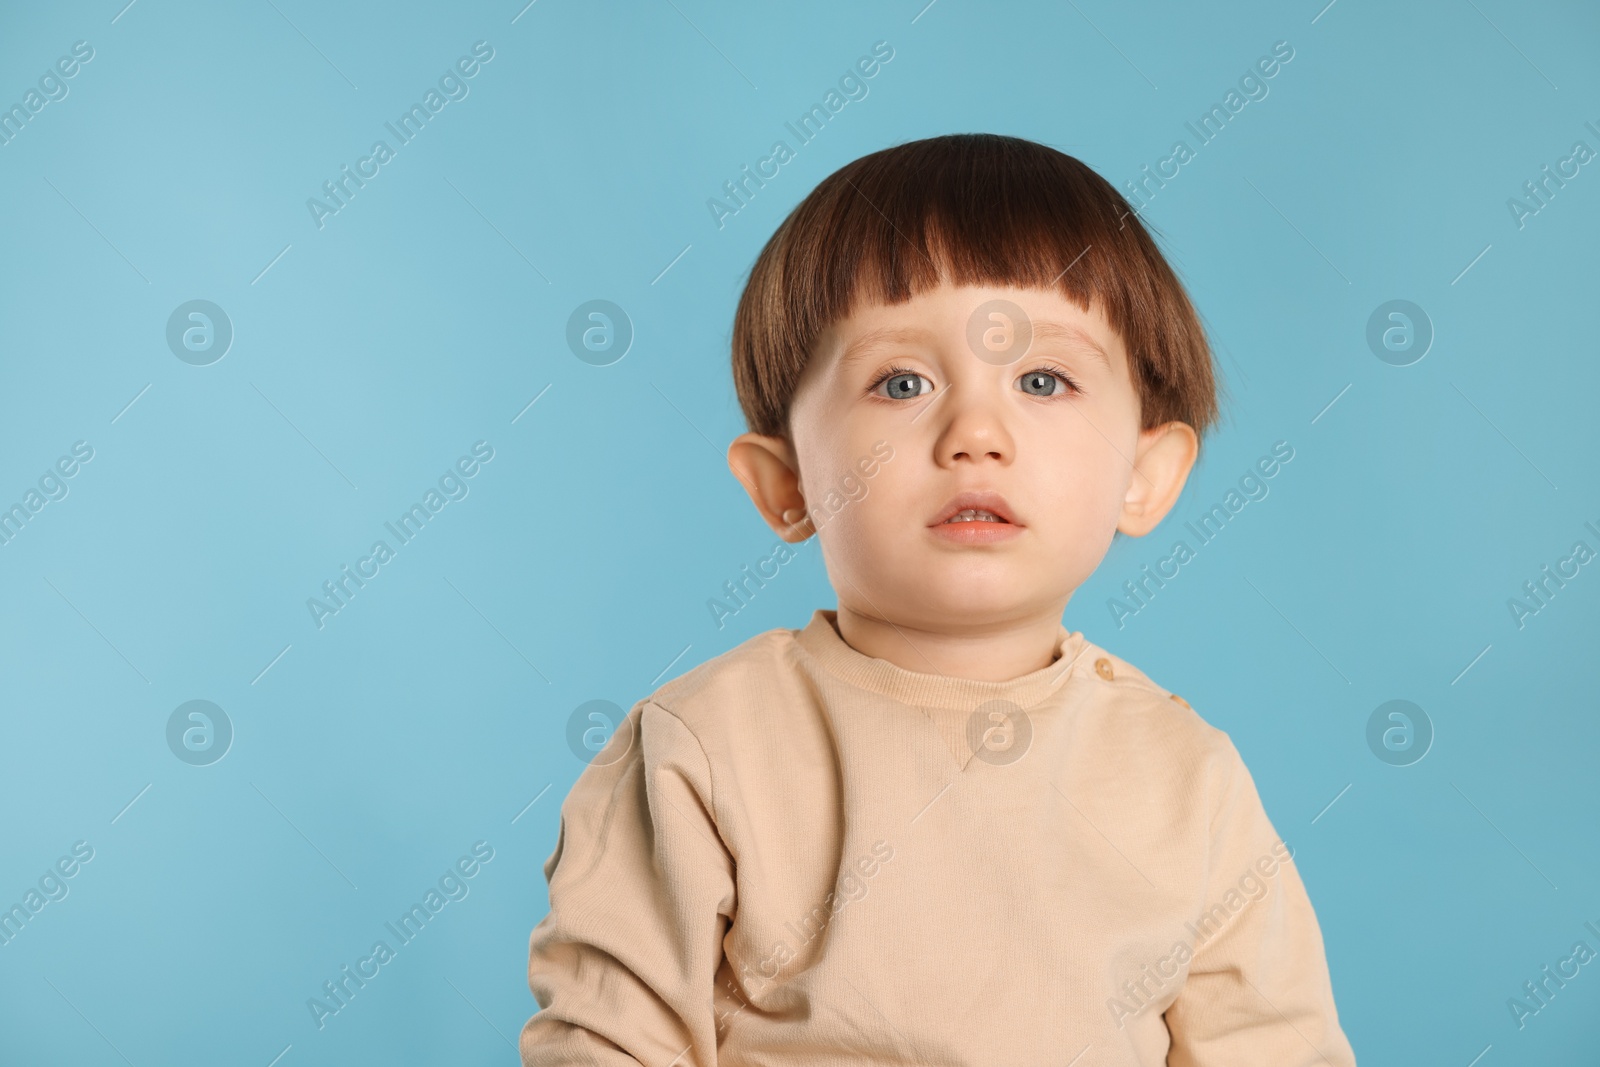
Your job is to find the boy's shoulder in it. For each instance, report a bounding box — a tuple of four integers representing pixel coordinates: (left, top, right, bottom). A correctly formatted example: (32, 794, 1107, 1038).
(1069, 634, 1237, 758)
(638, 622, 803, 723)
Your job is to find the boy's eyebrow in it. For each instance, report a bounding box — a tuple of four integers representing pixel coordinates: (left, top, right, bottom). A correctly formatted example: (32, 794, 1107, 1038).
(836, 320, 1112, 371)
(836, 326, 932, 372)
(1030, 320, 1113, 369)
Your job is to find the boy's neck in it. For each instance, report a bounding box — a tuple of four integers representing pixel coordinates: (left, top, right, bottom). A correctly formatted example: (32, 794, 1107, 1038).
(832, 604, 1071, 683)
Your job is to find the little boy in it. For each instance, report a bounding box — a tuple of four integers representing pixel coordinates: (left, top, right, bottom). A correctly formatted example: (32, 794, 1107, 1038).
(520, 133, 1357, 1065)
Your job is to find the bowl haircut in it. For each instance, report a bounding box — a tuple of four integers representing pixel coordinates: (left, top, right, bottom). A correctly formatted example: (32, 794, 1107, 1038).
(730, 133, 1221, 445)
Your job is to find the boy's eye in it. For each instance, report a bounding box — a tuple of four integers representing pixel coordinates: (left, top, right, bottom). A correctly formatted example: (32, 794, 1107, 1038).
(875, 370, 932, 400)
(1016, 368, 1077, 397)
(870, 365, 1079, 400)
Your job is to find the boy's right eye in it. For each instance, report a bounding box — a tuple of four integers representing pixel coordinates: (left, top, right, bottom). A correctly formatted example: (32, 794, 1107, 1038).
(873, 368, 933, 400)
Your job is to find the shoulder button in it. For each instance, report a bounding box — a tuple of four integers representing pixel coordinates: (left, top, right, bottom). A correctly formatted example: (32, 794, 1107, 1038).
(1094, 657, 1114, 681)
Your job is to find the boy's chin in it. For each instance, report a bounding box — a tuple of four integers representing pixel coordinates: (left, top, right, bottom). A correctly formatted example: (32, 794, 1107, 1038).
(878, 582, 1059, 628)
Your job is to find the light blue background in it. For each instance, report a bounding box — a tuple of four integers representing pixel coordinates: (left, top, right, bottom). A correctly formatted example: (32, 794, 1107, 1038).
(2, 0, 1597, 1064)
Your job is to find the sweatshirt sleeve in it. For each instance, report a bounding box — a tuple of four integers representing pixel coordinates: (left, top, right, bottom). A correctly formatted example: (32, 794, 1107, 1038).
(1163, 736, 1358, 1067)
(519, 700, 737, 1066)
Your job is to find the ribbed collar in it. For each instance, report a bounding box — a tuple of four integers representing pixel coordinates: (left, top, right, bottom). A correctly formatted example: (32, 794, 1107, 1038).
(794, 609, 1087, 712)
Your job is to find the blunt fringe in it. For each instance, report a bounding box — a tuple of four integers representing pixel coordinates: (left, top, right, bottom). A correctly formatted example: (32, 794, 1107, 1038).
(731, 133, 1220, 442)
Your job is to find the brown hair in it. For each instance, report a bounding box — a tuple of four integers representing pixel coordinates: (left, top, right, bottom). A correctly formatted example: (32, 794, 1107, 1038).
(731, 133, 1221, 442)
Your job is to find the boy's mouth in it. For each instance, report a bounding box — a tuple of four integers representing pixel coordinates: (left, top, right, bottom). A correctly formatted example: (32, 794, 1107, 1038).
(929, 491, 1019, 526)
(928, 492, 1023, 543)
(943, 508, 1006, 523)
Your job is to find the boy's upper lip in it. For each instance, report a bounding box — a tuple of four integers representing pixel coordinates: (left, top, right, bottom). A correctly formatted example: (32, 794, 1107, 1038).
(928, 490, 1021, 526)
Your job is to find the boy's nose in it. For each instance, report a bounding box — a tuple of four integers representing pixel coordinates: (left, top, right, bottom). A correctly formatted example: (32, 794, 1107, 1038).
(934, 399, 1014, 466)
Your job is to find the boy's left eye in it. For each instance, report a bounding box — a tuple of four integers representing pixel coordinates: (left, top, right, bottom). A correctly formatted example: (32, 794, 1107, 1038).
(873, 369, 933, 400)
(1016, 367, 1078, 397)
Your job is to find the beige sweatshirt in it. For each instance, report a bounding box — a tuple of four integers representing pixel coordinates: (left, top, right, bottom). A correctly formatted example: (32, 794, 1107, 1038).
(520, 609, 1357, 1066)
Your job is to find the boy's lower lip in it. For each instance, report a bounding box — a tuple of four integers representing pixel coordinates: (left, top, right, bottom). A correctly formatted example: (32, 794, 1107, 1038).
(927, 520, 1024, 544)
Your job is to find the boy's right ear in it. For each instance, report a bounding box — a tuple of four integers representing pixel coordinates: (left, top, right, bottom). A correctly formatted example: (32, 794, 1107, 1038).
(726, 432, 813, 543)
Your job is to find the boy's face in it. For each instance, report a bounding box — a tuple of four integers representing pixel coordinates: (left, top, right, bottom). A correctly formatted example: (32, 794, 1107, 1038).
(729, 281, 1197, 633)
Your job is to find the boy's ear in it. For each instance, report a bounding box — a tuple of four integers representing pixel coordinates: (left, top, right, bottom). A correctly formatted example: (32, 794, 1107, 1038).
(727, 432, 814, 542)
(1118, 421, 1199, 537)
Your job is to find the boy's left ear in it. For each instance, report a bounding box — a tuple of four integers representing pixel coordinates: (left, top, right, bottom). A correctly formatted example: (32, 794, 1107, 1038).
(1118, 421, 1198, 537)
(726, 431, 814, 543)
